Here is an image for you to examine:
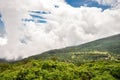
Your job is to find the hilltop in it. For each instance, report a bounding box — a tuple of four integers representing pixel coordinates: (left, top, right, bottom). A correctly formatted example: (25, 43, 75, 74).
(28, 34, 120, 63)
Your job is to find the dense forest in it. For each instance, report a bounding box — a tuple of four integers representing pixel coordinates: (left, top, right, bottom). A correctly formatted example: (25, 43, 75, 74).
(0, 59, 120, 80)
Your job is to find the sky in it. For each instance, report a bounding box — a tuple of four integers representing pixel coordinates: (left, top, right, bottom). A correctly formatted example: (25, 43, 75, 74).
(0, 0, 120, 60)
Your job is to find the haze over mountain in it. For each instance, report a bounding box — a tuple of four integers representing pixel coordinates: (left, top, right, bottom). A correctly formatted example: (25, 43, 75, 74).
(0, 34, 120, 80)
(0, 0, 120, 80)
(21, 33, 120, 63)
(0, 0, 120, 60)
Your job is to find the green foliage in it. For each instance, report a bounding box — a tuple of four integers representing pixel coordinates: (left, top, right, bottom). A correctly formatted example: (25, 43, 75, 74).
(0, 60, 120, 80)
(110, 66, 120, 79)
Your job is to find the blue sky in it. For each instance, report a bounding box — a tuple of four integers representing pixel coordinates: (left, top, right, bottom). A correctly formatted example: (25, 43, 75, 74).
(1, 1, 111, 25)
(0, 0, 113, 31)
(0, 13, 6, 37)
(65, 0, 111, 10)
(22, 11, 49, 23)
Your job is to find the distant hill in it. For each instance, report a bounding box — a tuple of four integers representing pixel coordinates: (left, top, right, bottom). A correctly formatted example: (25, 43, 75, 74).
(0, 59, 7, 63)
(29, 34, 120, 63)
(0, 34, 120, 80)
(0, 34, 120, 63)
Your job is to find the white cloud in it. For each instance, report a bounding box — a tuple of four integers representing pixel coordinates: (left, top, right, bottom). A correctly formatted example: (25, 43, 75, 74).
(0, 37, 7, 46)
(0, 0, 120, 60)
(93, 0, 120, 8)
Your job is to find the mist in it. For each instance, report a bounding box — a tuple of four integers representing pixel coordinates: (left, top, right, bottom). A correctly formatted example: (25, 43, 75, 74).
(0, 0, 120, 60)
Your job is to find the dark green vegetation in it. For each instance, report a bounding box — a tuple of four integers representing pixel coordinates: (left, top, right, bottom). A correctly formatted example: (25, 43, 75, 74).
(0, 60, 120, 80)
(29, 34, 120, 64)
(0, 34, 120, 80)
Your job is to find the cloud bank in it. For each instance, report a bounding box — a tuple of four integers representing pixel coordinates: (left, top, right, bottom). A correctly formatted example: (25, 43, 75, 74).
(0, 0, 120, 60)
(93, 0, 120, 8)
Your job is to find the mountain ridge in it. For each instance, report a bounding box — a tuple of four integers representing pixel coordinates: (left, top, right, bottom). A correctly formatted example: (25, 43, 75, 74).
(0, 34, 120, 63)
(0, 34, 120, 80)
(26, 34, 120, 63)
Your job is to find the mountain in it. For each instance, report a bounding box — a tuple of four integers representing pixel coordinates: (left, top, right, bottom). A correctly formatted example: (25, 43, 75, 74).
(0, 59, 8, 63)
(0, 34, 120, 80)
(28, 34, 120, 63)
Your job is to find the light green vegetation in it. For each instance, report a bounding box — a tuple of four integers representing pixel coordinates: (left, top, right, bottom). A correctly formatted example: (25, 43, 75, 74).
(0, 60, 120, 80)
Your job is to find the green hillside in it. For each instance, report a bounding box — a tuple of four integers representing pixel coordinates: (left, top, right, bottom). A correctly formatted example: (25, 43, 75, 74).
(29, 34, 120, 63)
(0, 34, 120, 80)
